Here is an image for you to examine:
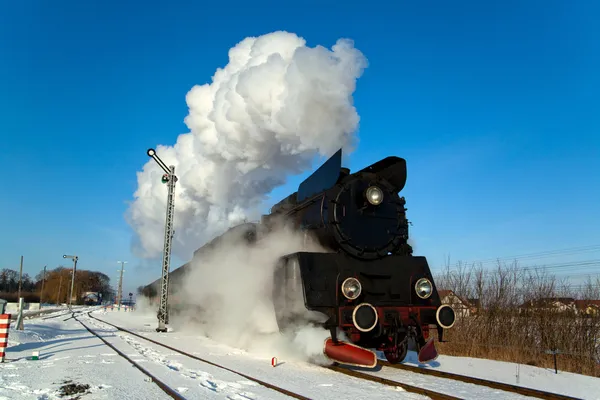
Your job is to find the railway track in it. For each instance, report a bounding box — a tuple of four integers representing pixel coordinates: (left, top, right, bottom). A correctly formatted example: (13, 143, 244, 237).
(72, 312, 186, 400)
(7, 307, 84, 321)
(84, 312, 577, 400)
(378, 360, 582, 400)
(325, 364, 460, 400)
(85, 312, 467, 399)
(42, 307, 95, 321)
(76, 312, 310, 400)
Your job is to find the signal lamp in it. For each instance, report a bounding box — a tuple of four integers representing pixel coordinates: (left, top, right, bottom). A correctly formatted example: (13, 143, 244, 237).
(161, 174, 169, 184)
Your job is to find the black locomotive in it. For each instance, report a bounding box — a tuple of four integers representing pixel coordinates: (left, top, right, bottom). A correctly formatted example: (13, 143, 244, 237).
(141, 148, 455, 367)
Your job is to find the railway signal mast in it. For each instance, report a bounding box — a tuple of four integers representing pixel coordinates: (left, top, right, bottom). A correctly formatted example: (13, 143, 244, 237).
(63, 254, 78, 310)
(117, 261, 127, 307)
(146, 148, 178, 333)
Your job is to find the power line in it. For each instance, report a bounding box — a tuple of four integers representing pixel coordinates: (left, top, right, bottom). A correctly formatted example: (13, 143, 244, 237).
(441, 244, 600, 270)
(437, 258, 600, 277)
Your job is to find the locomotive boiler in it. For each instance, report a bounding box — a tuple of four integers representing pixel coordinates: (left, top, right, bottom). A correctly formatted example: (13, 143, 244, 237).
(141, 148, 456, 368)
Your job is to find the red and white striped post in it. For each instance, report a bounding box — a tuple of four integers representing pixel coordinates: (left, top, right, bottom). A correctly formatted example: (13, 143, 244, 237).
(0, 314, 11, 362)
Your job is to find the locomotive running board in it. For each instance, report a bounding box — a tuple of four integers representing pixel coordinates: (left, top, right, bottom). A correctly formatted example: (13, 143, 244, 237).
(323, 338, 378, 369)
(417, 337, 439, 363)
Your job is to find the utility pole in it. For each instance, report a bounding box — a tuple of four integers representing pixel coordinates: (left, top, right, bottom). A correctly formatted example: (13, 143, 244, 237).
(40, 265, 47, 308)
(57, 275, 63, 305)
(63, 255, 78, 309)
(17, 256, 23, 301)
(117, 261, 127, 307)
(15, 255, 25, 330)
(146, 148, 178, 333)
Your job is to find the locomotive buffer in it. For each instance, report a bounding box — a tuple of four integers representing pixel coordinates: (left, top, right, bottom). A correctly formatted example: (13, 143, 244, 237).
(146, 148, 178, 333)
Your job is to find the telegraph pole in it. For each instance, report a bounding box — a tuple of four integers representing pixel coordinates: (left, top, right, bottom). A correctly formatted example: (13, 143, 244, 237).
(117, 261, 127, 307)
(146, 148, 178, 333)
(63, 255, 78, 309)
(40, 265, 47, 308)
(57, 275, 63, 305)
(17, 256, 23, 301)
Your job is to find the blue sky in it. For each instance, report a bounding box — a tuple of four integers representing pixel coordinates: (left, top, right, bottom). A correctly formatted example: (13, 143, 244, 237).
(1, 0, 599, 297)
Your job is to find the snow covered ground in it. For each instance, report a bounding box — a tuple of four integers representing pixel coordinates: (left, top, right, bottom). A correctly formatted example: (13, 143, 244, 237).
(385, 349, 599, 398)
(0, 307, 425, 399)
(8, 305, 69, 320)
(1, 307, 598, 399)
(90, 310, 600, 400)
(0, 307, 169, 399)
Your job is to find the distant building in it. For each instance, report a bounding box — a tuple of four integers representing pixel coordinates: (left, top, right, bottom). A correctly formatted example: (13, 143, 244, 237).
(82, 292, 102, 305)
(519, 298, 577, 313)
(574, 300, 600, 316)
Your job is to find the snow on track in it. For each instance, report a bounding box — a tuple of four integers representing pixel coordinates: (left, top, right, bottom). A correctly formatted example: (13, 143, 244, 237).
(0, 316, 171, 399)
(83, 312, 427, 399)
(355, 365, 534, 400)
(81, 314, 297, 399)
(384, 350, 597, 400)
(89, 313, 541, 400)
(94, 310, 599, 400)
(4, 307, 597, 400)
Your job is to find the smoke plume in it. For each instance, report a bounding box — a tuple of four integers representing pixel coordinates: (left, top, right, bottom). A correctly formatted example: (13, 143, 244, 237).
(126, 31, 368, 260)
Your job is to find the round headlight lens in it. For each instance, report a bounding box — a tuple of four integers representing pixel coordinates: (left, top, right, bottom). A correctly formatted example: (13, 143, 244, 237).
(365, 186, 383, 205)
(341, 277, 362, 300)
(415, 278, 433, 299)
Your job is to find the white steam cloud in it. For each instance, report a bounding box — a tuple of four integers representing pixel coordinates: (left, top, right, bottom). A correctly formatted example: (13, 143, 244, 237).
(171, 225, 344, 364)
(126, 31, 368, 260)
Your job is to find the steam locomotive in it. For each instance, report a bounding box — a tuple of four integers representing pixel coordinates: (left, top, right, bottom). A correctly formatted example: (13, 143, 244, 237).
(141, 148, 455, 368)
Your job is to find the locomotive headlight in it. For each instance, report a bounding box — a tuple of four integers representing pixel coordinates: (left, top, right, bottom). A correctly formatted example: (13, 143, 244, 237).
(341, 277, 362, 300)
(415, 278, 433, 299)
(365, 186, 384, 205)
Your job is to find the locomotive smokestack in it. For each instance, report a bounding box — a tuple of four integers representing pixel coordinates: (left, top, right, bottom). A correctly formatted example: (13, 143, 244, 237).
(358, 157, 408, 193)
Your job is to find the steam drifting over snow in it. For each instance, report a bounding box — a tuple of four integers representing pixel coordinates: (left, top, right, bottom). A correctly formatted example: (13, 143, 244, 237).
(170, 225, 338, 364)
(126, 31, 368, 260)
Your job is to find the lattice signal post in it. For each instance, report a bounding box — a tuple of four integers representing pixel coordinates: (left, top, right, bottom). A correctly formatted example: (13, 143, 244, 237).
(117, 261, 127, 307)
(146, 148, 178, 333)
(63, 254, 78, 310)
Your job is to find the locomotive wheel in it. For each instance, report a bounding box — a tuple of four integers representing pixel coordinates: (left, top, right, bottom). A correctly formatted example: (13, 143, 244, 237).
(384, 341, 408, 364)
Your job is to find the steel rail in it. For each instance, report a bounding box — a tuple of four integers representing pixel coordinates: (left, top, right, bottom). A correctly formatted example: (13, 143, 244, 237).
(326, 364, 461, 400)
(86, 313, 310, 400)
(89, 313, 476, 400)
(378, 360, 583, 400)
(72, 313, 185, 400)
(87, 312, 586, 400)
